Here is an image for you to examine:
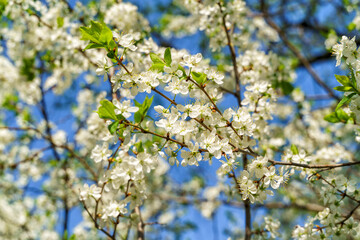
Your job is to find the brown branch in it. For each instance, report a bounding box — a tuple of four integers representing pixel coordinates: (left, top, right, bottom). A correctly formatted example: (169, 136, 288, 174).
(337, 202, 360, 226)
(135, 206, 145, 240)
(318, 175, 360, 204)
(260, 0, 340, 101)
(268, 159, 360, 169)
(218, 2, 242, 106)
(243, 155, 251, 240)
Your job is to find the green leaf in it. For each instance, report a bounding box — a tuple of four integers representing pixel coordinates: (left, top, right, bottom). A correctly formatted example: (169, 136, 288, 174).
(149, 63, 165, 72)
(290, 144, 299, 155)
(108, 40, 118, 54)
(333, 86, 354, 92)
(20, 57, 36, 81)
(150, 53, 164, 64)
(134, 112, 142, 123)
(97, 99, 117, 120)
(134, 141, 144, 153)
(80, 21, 113, 48)
(336, 109, 350, 122)
(0, 0, 8, 15)
(116, 114, 125, 121)
(69, 234, 77, 240)
(324, 109, 351, 124)
(177, 65, 186, 77)
(164, 48, 172, 66)
(334, 75, 351, 86)
(84, 42, 104, 50)
(99, 23, 113, 45)
(107, 51, 115, 59)
(324, 112, 340, 123)
(335, 93, 356, 111)
(348, 22, 356, 31)
(191, 71, 207, 85)
(108, 121, 119, 134)
(134, 96, 154, 123)
(57, 17, 64, 28)
(280, 81, 294, 95)
(80, 21, 103, 44)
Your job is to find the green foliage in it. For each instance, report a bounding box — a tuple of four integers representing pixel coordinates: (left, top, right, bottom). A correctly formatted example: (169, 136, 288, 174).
(324, 109, 353, 123)
(333, 86, 353, 92)
(348, 22, 356, 31)
(150, 52, 165, 64)
(149, 52, 165, 72)
(108, 121, 119, 134)
(335, 74, 351, 86)
(96, 99, 117, 120)
(0, 0, 7, 15)
(329, 73, 359, 120)
(191, 71, 207, 85)
(80, 20, 117, 56)
(20, 57, 36, 81)
(336, 92, 357, 111)
(164, 47, 172, 66)
(134, 141, 144, 153)
(273, 80, 294, 95)
(2, 94, 18, 111)
(134, 96, 154, 123)
(56, 17, 64, 28)
(149, 63, 165, 72)
(290, 144, 299, 155)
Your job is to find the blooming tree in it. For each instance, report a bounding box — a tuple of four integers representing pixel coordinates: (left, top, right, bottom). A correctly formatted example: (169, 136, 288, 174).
(1, 0, 360, 239)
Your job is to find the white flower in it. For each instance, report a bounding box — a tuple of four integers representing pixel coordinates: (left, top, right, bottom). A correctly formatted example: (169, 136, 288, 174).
(79, 184, 102, 201)
(181, 142, 202, 166)
(239, 171, 257, 202)
(113, 32, 137, 51)
(113, 99, 139, 118)
(95, 57, 110, 79)
(52, 130, 66, 146)
(248, 156, 269, 178)
(177, 103, 200, 118)
(264, 166, 281, 189)
(101, 201, 128, 220)
(91, 143, 112, 163)
(292, 150, 312, 164)
(180, 53, 202, 68)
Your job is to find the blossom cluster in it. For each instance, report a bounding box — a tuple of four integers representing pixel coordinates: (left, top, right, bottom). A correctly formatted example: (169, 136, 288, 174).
(1, 0, 360, 239)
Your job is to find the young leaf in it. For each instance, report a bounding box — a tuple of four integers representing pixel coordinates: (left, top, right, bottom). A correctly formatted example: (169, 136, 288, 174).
(324, 109, 351, 123)
(80, 21, 113, 49)
(191, 72, 207, 85)
(335, 75, 351, 86)
(150, 53, 164, 64)
(57, 17, 64, 28)
(84, 42, 104, 50)
(108, 121, 119, 134)
(99, 23, 113, 45)
(290, 144, 299, 155)
(133, 96, 154, 123)
(149, 63, 165, 72)
(177, 65, 186, 77)
(333, 86, 353, 92)
(336, 109, 350, 122)
(324, 112, 340, 123)
(134, 141, 144, 153)
(335, 92, 356, 111)
(164, 48, 172, 66)
(79, 20, 103, 44)
(279, 81, 294, 95)
(97, 99, 117, 120)
(143, 95, 154, 114)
